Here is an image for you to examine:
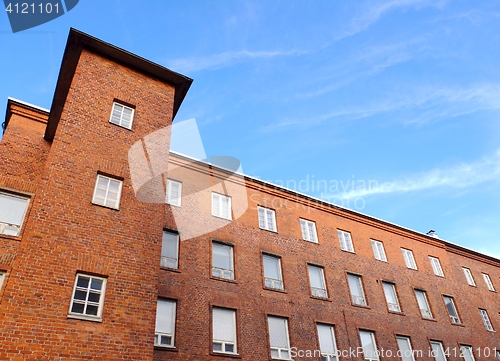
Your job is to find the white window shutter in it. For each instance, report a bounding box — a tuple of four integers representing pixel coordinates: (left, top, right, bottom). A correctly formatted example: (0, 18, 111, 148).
(212, 193, 220, 217)
(258, 207, 266, 229)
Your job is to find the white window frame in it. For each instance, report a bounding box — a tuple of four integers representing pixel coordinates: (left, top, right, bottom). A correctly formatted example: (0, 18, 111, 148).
(155, 299, 176, 348)
(371, 240, 387, 262)
(212, 242, 234, 280)
(479, 309, 494, 331)
(258, 206, 277, 232)
(348, 274, 367, 306)
(212, 307, 237, 354)
(109, 102, 134, 129)
(337, 230, 354, 253)
(359, 330, 379, 361)
(308, 264, 328, 298)
(68, 273, 107, 321)
(429, 257, 444, 277)
(462, 267, 476, 286)
(317, 324, 338, 361)
(415, 289, 433, 319)
(396, 336, 415, 361)
(430, 341, 447, 361)
(382, 282, 401, 312)
(460, 345, 475, 361)
(482, 273, 495, 291)
(443, 296, 461, 324)
(212, 192, 232, 220)
(268, 316, 291, 360)
(92, 174, 123, 210)
(0, 191, 30, 237)
(263, 254, 284, 290)
(401, 249, 417, 270)
(166, 179, 182, 207)
(300, 219, 318, 243)
(0, 271, 5, 290)
(161, 230, 179, 269)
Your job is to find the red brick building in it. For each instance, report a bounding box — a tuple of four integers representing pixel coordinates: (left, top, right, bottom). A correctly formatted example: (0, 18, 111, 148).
(1, 29, 500, 361)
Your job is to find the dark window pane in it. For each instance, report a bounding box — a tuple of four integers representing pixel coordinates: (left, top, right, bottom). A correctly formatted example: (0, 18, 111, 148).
(76, 276, 89, 288)
(71, 302, 84, 314)
(86, 305, 98, 316)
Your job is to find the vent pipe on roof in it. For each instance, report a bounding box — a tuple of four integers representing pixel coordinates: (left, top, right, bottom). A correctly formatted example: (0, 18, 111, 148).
(426, 230, 439, 238)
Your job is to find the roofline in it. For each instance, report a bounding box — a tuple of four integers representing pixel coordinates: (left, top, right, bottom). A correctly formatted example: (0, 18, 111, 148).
(169, 150, 500, 265)
(3, 97, 50, 135)
(44, 28, 193, 141)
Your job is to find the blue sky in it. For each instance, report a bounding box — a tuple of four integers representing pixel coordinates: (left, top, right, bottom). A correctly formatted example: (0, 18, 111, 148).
(1, 1, 500, 256)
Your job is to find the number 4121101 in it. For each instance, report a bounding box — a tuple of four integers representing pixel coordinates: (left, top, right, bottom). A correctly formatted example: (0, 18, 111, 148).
(5, 2, 60, 14)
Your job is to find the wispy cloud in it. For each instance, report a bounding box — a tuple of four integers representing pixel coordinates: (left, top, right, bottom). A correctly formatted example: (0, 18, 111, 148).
(327, 150, 500, 199)
(166, 49, 307, 73)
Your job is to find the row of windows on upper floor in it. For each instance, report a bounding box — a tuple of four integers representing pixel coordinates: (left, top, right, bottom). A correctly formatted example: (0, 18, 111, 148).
(154, 298, 497, 361)
(161, 232, 496, 333)
(0, 269, 492, 361)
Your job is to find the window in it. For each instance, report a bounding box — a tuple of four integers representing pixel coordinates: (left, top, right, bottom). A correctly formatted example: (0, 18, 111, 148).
(347, 274, 366, 306)
(212, 192, 231, 220)
(92, 174, 123, 209)
(161, 230, 179, 269)
(415, 289, 433, 319)
(382, 282, 401, 312)
(155, 299, 176, 347)
(268, 316, 291, 360)
(337, 230, 354, 253)
(371, 240, 387, 262)
(496, 350, 500, 361)
(396, 336, 415, 361)
(0, 192, 29, 236)
(430, 342, 447, 361)
(0, 271, 5, 290)
(479, 309, 494, 331)
(263, 254, 284, 290)
(317, 324, 338, 361)
(462, 267, 476, 286)
(213, 308, 237, 354)
(359, 330, 379, 361)
(109, 102, 134, 129)
(212, 243, 234, 280)
(68, 274, 106, 320)
(443, 296, 460, 324)
(460, 346, 475, 361)
(258, 206, 276, 232)
(308, 265, 327, 298)
(482, 273, 495, 291)
(429, 257, 444, 277)
(401, 249, 417, 270)
(166, 179, 182, 207)
(300, 219, 318, 243)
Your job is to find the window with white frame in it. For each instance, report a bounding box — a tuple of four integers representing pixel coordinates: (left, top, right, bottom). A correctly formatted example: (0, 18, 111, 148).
(0, 192, 29, 236)
(348, 274, 366, 306)
(212, 242, 234, 280)
(212, 192, 231, 220)
(317, 324, 338, 361)
(268, 316, 291, 360)
(443, 296, 460, 324)
(401, 249, 417, 270)
(109, 102, 134, 129)
(300, 219, 318, 243)
(496, 350, 500, 361)
(161, 230, 179, 269)
(371, 240, 387, 262)
(337, 230, 354, 253)
(0, 271, 5, 290)
(258, 206, 276, 232)
(92, 174, 123, 209)
(68, 274, 106, 320)
(382, 282, 401, 312)
(166, 179, 182, 207)
(460, 345, 475, 361)
(359, 330, 379, 361)
(430, 341, 447, 361)
(308, 265, 327, 298)
(429, 257, 444, 277)
(482, 273, 495, 291)
(263, 254, 284, 290)
(213, 307, 237, 354)
(462, 267, 476, 286)
(479, 309, 494, 331)
(415, 289, 433, 319)
(155, 299, 176, 347)
(396, 336, 415, 361)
